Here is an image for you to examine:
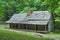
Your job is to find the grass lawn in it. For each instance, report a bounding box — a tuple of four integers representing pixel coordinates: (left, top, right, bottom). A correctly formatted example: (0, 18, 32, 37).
(0, 30, 51, 40)
(46, 32, 60, 38)
(0, 23, 60, 39)
(0, 23, 9, 28)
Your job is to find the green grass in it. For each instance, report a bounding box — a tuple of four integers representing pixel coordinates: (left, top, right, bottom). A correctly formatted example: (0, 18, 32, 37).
(0, 30, 51, 40)
(46, 32, 60, 38)
(45, 30, 60, 38)
(0, 23, 9, 28)
(0, 23, 60, 39)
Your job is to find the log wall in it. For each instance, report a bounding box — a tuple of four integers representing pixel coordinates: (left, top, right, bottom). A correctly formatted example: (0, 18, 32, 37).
(10, 23, 48, 31)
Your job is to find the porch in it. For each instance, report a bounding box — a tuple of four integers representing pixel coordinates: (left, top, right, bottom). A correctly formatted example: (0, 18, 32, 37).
(10, 23, 48, 32)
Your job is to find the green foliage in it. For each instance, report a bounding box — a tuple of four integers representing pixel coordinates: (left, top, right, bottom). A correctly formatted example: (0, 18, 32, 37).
(0, 30, 51, 40)
(0, 0, 60, 23)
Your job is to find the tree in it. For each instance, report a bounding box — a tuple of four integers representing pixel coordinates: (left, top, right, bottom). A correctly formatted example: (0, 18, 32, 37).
(0, 0, 60, 23)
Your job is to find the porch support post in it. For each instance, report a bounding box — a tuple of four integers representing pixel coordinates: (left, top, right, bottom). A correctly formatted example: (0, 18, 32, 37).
(10, 24, 11, 28)
(10, 23, 14, 29)
(35, 25, 36, 31)
(36, 25, 38, 30)
(26, 24, 27, 30)
(45, 25, 46, 31)
(18, 24, 20, 29)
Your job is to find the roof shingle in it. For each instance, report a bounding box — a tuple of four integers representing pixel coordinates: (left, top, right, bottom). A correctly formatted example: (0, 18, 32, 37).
(6, 11, 51, 25)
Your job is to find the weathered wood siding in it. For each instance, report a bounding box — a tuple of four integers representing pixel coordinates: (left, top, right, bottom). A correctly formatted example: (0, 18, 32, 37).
(27, 24, 36, 30)
(48, 16, 53, 32)
(10, 23, 48, 31)
(19, 24, 26, 29)
(37, 25, 48, 31)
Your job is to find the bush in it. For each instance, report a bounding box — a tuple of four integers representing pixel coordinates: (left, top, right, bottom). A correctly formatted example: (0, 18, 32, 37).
(54, 22, 60, 30)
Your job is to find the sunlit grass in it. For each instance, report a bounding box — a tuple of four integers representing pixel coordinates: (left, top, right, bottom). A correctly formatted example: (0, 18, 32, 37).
(0, 23, 9, 28)
(0, 30, 51, 40)
(46, 32, 60, 38)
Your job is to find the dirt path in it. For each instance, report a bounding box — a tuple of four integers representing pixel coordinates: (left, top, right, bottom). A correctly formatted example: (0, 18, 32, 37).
(0, 28, 60, 40)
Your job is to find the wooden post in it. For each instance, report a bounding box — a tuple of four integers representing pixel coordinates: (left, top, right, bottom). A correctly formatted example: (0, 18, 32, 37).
(36, 25, 38, 30)
(14, 24, 16, 29)
(45, 25, 46, 31)
(10, 23, 14, 29)
(35, 25, 36, 31)
(10, 24, 11, 28)
(18, 24, 20, 29)
(26, 24, 27, 30)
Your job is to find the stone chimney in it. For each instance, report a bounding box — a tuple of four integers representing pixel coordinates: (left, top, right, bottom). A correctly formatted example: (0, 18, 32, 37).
(27, 10, 33, 16)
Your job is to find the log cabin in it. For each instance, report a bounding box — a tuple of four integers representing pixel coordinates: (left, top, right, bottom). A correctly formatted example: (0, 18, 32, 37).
(6, 11, 53, 32)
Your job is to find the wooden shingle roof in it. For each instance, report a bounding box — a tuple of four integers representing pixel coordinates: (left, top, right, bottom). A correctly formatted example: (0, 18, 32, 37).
(6, 11, 51, 25)
(27, 11, 51, 20)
